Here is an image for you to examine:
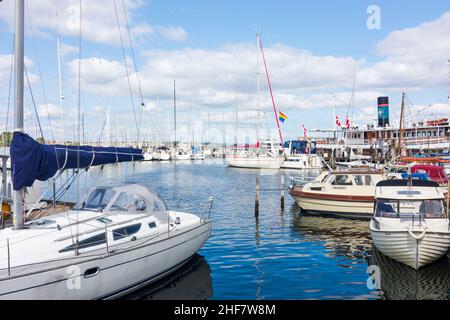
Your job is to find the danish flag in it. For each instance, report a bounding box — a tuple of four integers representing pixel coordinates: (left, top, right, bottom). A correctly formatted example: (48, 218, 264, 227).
(345, 116, 350, 129)
(302, 124, 307, 138)
(335, 115, 341, 127)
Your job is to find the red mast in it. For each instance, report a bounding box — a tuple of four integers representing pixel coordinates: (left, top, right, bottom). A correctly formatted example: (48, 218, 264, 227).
(259, 36, 284, 146)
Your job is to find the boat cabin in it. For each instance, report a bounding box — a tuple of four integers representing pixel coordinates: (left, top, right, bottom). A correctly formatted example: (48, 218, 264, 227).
(374, 179, 446, 219)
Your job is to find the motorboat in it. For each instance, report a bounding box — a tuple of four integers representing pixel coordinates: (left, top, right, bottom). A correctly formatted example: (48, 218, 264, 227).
(173, 148, 191, 161)
(152, 146, 171, 161)
(281, 140, 322, 171)
(0, 184, 212, 299)
(369, 179, 450, 270)
(289, 169, 385, 219)
(190, 146, 205, 161)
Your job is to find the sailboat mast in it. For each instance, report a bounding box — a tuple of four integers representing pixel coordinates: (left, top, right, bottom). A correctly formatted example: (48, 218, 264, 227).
(57, 37, 65, 144)
(173, 80, 177, 148)
(256, 32, 260, 141)
(13, 0, 25, 229)
(397, 92, 405, 158)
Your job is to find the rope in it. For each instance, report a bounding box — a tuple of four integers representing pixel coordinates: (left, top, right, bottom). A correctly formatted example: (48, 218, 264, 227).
(25, 0, 54, 142)
(4, 35, 14, 146)
(24, 65, 44, 139)
(113, 0, 140, 147)
(407, 227, 426, 240)
(121, 0, 144, 147)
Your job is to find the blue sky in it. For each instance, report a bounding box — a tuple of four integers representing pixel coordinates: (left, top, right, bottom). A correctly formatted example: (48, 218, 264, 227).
(0, 0, 449, 144)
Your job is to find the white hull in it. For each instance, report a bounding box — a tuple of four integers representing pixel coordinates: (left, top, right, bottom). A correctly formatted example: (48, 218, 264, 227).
(227, 156, 284, 169)
(143, 153, 153, 161)
(291, 194, 374, 218)
(370, 220, 450, 269)
(174, 154, 191, 161)
(0, 221, 211, 299)
(152, 152, 171, 161)
(281, 155, 322, 170)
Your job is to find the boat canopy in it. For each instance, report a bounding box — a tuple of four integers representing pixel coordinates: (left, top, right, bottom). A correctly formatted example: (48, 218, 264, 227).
(10, 132, 144, 190)
(375, 179, 443, 200)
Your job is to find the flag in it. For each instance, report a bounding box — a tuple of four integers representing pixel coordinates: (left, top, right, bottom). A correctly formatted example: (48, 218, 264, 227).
(302, 124, 307, 138)
(345, 115, 350, 129)
(278, 111, 287, 123)
(335, 115, 341, 127)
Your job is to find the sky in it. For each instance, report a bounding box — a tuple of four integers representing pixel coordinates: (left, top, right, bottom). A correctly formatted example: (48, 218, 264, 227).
(0, 0, 449, 145)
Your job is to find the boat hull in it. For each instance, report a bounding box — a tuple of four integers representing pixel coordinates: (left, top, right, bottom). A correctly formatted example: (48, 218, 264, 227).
(0, 221, 211, 299)
(227, 156, 284, 169)
(281, 155, 322, 170)
(370, 220, 450, 270)
(290, 189, 374, 219)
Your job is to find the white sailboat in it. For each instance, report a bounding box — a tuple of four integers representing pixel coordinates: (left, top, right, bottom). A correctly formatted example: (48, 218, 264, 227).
(0, 1, 211, 299)
(226, 33, 284, 169)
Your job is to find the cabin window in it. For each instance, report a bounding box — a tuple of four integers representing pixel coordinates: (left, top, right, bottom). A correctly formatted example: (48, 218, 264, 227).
(149, 221, 157, 229)
(331, 175, 353, 186)
(364, 175, 373, 186)
(376, 199, 445, 219)
(419, 200, 445, 218)
(375, 199, 399, 218)
(59, 233, 106, 253)
(354, 175, 364, 186)
(112, 223, 142, 241)
(110, 192, 148, 213)
(78, 188, 116, 211)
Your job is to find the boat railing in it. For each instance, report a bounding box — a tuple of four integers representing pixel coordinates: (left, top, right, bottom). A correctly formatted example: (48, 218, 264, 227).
(200, 197, 213, 222)
(289, 176, 313, 189)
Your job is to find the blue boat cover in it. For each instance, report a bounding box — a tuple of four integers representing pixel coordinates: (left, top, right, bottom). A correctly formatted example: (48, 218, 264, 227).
(10, 132, 144, 190)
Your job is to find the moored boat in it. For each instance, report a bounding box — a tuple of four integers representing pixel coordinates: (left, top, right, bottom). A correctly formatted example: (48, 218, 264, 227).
(289, 169, 385, 219)
(369, 179, 450, 270)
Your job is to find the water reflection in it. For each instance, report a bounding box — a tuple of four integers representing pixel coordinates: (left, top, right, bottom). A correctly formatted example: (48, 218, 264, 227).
(368, 248, 450, 300)
(291, 207, 372, 263)
(122, 254, 213, 300)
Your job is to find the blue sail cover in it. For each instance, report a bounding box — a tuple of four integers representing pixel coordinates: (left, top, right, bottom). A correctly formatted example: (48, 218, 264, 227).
(11, 132, 144, 190)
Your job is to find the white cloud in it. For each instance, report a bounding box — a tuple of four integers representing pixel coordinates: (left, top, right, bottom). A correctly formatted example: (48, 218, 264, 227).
(0, 0, 188, 45)
(155, 26, 188, 43)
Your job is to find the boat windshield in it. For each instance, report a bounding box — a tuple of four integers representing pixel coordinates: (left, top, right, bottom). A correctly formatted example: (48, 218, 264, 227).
(109, 192, 149, 213)
(74, 188, 117, 211)
(375, 199, 445, 218)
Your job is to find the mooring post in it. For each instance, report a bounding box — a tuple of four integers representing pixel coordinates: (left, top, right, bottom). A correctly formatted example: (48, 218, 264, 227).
(255, 176, 260, 218)
(280, 175, 285, 210)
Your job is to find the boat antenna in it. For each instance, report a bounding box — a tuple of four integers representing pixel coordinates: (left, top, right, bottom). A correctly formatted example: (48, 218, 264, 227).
(12, 0, 25, 229)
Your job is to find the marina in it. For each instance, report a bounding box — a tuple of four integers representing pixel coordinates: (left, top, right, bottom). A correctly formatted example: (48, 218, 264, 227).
(0, 0, 449, 303)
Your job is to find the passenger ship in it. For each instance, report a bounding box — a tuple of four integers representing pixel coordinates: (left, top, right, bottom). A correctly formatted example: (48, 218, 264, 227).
(313, 97, 450, 160)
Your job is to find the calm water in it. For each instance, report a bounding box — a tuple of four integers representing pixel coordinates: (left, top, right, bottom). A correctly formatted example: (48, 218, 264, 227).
(51, 159, 450, 300)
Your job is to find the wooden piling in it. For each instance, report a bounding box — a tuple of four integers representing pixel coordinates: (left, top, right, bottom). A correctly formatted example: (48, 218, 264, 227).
(280, 175, 285, 210)
(255, 177, 260, 218)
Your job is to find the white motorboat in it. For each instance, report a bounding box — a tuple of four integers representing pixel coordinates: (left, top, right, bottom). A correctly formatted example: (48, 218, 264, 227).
(281, 140, 323, 171)
(0, 184, 212, 299)
(369, 179, 450, 270)
(173, 148, 191, 161)
(290, 169, 385, 219)
(152, 146, 171, 161)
